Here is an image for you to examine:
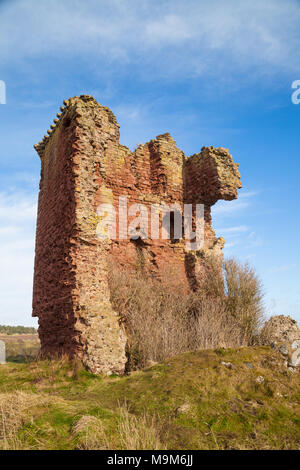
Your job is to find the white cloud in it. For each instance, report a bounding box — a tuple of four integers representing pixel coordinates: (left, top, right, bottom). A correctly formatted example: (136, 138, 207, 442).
(269, 264, 296, 273)
(145, 14, 193, 44)
(212, 199, 250, 216)
(212, 190, 259, 217)
(0, 0, 299, 81)
(113, 103, 144, 122)
(212, 190, 264, 256)
(0, 190, 37, 326)
(215, 225, 249, 235)
(0, 192, 37, 222)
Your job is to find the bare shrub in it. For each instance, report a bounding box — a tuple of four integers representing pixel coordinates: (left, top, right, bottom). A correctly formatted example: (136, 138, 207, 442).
(108, 257, 265, 368)
(223, 258, 265, 344)
(109, 267, 191, 368)
(188, 294, 246, 349)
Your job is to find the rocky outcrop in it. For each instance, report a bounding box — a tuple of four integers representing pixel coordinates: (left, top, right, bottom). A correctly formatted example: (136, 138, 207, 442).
(32, 95, 242, 374)
(261, 315, 300, 369)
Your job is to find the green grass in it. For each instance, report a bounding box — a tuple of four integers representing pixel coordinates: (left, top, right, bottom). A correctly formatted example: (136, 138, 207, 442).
(0, 346, 299, 450)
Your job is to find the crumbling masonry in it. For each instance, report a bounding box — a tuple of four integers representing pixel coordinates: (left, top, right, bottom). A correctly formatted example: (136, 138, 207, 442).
(33, 95, 241, 374)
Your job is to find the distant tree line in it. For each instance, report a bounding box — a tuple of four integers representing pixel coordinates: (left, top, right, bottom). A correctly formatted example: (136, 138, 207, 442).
(0, 325, 37, 335)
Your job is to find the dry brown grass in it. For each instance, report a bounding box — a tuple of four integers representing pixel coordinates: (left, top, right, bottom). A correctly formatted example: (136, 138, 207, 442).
(72, 406, 165, 450)
(0, 391, 55, 450)
(72, 415, 110, 450)
(109, 257, 265, 369)
(118, 405, 166, 450)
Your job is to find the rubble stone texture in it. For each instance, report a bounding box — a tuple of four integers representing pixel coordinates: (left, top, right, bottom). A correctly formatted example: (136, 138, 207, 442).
(32, 95, 242, 374)
(262, 315, 300, 344)
(261, 315, 300, 368)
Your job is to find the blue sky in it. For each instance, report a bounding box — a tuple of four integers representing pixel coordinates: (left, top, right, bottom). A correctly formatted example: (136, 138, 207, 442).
(0, 0, 299, 326)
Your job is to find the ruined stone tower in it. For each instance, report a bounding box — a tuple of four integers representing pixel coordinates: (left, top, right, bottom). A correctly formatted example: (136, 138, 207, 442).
(33, 95, 241, 374)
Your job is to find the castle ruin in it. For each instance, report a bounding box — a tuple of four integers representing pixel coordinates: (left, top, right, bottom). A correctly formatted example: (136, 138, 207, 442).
(32, 95, 241, 374)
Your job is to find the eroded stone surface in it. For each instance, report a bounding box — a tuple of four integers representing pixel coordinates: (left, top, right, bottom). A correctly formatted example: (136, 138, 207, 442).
(32, 95, 242, 374)
(261, 315, 300, 344)
(261, 315, 300, 369)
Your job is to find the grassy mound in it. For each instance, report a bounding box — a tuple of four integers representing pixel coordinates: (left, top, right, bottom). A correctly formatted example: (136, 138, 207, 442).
(0, 346, 299, 450)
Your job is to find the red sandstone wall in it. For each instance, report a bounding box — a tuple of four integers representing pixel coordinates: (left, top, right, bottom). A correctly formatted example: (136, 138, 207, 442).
(33, 95, 241, 374)
(32, 115, 79, 356)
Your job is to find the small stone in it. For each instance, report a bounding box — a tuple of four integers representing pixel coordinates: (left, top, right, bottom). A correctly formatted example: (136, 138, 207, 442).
(244, 362, 254, 369)
(256, 376, 264, 384)
(221, 361, 233, 369)
(291, 340, 300, 351)
(279, 344, 288, 356)
(176, 403, 191, 415)
(289, 348, 300, 367)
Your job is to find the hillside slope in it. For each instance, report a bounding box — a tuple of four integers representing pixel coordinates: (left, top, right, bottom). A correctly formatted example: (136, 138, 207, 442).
(0, 333, 39, 362)
(0, 346, 299, 450)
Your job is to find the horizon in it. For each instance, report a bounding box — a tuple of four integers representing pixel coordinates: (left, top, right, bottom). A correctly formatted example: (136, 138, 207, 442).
(0, 0, 300, 326)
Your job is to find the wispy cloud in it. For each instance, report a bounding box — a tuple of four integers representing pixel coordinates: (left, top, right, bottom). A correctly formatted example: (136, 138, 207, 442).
(0, 0, 299, 82)
(215, 225, 249, 235)
(212, 199, 250, 217)
(0, 192, 37, 222)
(0, 190, 37, 326)
(212, 190, 259, 217)
(269, 264, 296, 273)
(213, 190, 263, 257)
